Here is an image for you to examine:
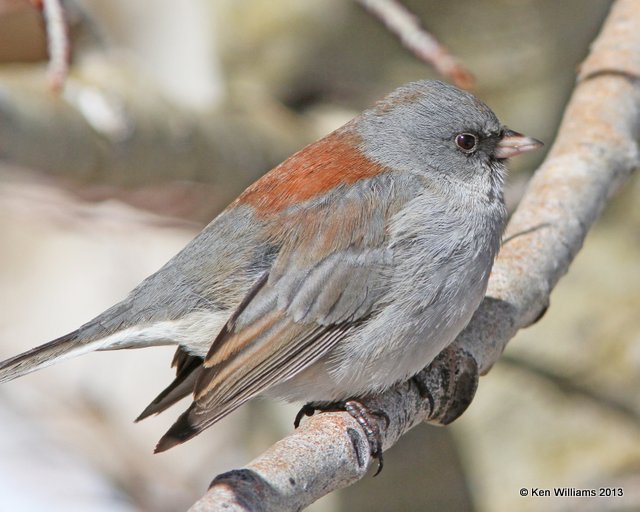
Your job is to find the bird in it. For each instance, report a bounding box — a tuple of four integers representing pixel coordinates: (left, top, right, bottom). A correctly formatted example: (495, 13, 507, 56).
(0, 80, 542, 460)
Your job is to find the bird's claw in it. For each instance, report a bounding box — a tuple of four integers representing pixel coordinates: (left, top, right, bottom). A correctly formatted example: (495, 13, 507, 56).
(293, 399, 387, 475)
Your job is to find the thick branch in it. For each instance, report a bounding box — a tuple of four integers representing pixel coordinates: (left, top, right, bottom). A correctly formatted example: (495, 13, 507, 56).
(191, 0, 640, 509)
(457, 0, 640, 374)
(0, 64, 306, 222)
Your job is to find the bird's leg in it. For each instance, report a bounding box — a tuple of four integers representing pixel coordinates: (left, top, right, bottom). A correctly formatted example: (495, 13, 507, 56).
(294, 399, 388, 475)
(344, 400, 388, 475)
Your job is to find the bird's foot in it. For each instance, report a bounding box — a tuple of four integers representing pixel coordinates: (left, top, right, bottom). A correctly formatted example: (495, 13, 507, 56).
(293, 403, 318, 429)
(294, 399, 388, 475)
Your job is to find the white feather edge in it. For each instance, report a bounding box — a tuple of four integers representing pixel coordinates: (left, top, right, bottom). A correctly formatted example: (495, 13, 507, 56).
(5, 311, 228, 382)
(100, 310, 228, 357)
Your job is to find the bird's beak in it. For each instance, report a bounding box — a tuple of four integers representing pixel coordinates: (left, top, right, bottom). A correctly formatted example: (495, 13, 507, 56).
(495, 129, 543, 159)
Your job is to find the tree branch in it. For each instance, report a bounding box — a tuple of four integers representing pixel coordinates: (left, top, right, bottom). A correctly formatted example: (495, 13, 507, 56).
(458, 0, 640, 375)
(29, 0, 70, 92)
(41, 0, 69, 92)
(353, 0, 474, 89)
(190, 0, 640, 509)
(0, 63, 306, 222)
(499, 354, 640, 428)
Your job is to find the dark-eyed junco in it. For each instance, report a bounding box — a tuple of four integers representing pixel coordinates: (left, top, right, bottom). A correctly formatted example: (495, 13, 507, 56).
(0, 80, 542, 457)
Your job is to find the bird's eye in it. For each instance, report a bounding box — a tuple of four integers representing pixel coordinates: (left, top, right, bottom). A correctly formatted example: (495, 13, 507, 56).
(455, 133, 478, 153)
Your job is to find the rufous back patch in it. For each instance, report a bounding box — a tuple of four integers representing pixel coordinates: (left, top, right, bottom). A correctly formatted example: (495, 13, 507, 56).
(233, 129, 387, 215)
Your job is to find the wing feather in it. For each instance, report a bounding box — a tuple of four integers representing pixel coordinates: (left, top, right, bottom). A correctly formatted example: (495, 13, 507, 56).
(156, 173, 419, 450)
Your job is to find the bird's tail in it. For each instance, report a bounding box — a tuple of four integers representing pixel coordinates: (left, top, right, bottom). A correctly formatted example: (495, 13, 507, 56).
(0, 298, 140, 384)
(0, 329, 106, 384)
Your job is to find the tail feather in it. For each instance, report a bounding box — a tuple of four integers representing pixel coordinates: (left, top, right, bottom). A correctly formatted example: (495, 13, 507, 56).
(136, 355, 202, 422)
(0, 298, 164, 384)
(155, 404, 201, 453)
(0, 330, 100, 384)
(154, 393, 253, 453)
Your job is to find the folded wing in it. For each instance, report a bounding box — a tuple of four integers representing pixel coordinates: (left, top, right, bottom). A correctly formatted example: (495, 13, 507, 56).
(155, 172, 412, 451)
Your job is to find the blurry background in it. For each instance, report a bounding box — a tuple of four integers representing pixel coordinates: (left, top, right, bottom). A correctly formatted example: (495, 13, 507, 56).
(1, 0, 639, 511)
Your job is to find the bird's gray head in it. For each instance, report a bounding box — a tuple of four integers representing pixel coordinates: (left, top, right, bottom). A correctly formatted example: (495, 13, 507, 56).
(355, 80, 540, 197)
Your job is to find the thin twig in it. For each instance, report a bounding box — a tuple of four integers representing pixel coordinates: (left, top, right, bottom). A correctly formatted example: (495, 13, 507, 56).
(354, 0, 475, 89)
(38, 0, 70, 93)
(498, 354, 640, 427)
(189, 0, 640, 509)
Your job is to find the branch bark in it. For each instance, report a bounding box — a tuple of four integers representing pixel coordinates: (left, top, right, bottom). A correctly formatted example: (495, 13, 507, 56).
(188, 0, 640, 509)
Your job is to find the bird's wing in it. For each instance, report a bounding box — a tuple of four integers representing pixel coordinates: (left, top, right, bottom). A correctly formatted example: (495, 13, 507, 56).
(155, 171, 413, 451)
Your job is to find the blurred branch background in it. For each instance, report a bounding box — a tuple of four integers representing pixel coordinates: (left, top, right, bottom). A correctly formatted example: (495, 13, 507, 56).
(1, 1, 638, 511)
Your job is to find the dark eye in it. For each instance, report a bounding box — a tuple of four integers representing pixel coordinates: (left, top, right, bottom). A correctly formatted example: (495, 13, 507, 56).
(455, 133, 478, 153)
